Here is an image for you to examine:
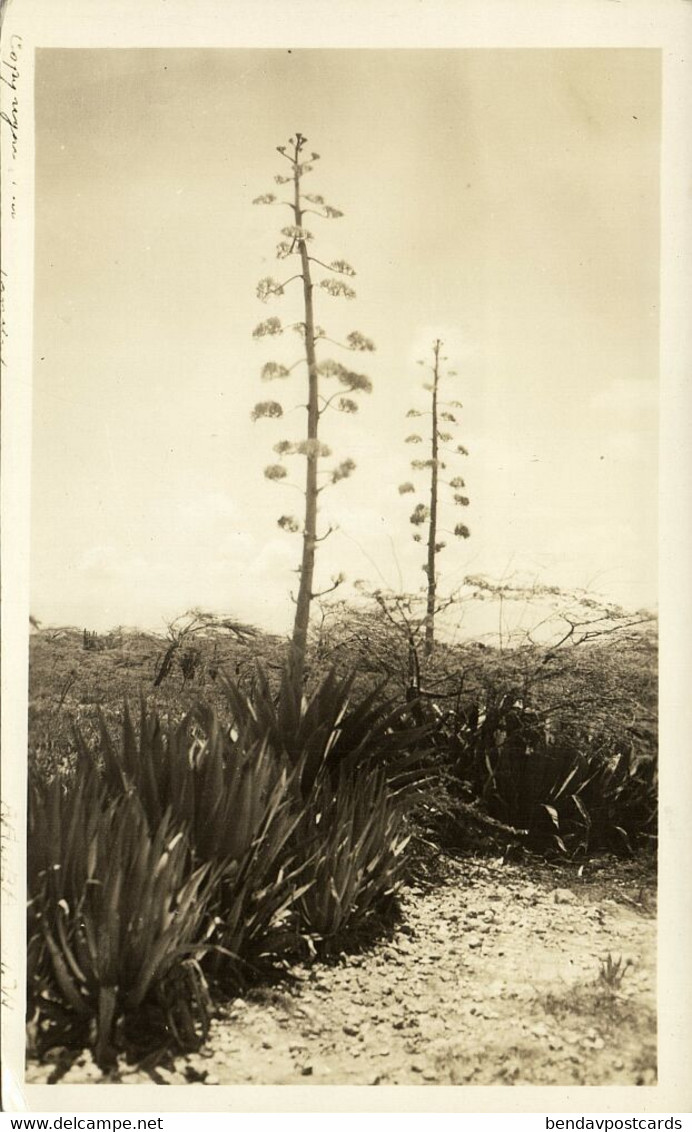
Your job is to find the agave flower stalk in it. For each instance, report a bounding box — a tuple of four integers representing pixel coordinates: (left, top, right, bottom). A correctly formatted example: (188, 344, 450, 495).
(252, 134, 375, 689)
(400, 338, 471, 656)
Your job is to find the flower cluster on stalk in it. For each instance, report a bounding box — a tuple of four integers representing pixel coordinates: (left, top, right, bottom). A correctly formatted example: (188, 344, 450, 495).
(250, 133, 376, 540)
(399, 345, 471, 556)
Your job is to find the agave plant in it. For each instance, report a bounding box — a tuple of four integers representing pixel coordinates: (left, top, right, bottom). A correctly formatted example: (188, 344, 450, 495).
(207, 818, 312, 985)
(28, 768, 215, 1067)
(450, 699, 657, 856)
(575, 749, 657, 855)
(73, 701, 313, 983)
(295, 768, 410, 943)
(76, 702, 292, 862)
(219, 664, 434, 800)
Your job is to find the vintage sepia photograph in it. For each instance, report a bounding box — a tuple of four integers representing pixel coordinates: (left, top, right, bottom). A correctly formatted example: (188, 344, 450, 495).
(2, 7, 688, 1108)
(18, 45, 662, 1091)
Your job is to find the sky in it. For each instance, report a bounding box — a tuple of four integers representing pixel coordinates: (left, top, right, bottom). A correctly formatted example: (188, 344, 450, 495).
(30, 48, 660, 639)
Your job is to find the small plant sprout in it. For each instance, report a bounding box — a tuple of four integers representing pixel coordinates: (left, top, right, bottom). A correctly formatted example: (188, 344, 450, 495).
(399, 339, 471, 657)
(252, 133, 375, 688)
(597, 952, 634, 992)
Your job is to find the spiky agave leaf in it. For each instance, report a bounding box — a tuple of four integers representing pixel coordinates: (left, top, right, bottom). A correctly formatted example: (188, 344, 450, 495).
(295, 768, 410, 942)
(28, 770, 216, 1066)
(219, 663, 434, 803)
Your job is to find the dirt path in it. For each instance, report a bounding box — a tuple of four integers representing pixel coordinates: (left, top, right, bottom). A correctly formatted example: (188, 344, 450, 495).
(37, 857, 656, 1088)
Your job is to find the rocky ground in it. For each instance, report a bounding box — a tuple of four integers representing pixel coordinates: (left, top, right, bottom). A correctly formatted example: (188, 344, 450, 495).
(27, 855, 657, 1089)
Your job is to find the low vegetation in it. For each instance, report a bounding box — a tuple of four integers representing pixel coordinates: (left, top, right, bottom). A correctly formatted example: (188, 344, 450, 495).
(26, 591, 657, 1070)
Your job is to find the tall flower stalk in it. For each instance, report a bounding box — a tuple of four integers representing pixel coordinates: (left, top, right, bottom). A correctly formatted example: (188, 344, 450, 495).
(252, 133, 374, 687)
(399, 338, 470, 655)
